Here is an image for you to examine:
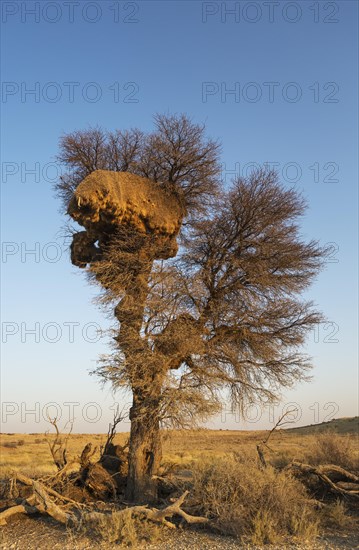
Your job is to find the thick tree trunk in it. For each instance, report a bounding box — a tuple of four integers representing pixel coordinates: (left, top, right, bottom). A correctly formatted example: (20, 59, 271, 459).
(113, 252, 165, 503)
(125, 385, 162, 503)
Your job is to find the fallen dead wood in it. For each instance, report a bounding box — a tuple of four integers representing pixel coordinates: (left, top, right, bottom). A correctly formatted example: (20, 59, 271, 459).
(47, 460, 80, 481)
(0, 502, 38, 526)
(131, 490, 209, 529)
(312, 465, 358, 483)
(33, 483, 208, 530)
(33, 481, 73, 525)
(0, 472, 87, 526)
(13, 471, 82, 506)
(1, 472, 208, 532)
(288, 461, 359, 499)
(337, 481, 359, 492)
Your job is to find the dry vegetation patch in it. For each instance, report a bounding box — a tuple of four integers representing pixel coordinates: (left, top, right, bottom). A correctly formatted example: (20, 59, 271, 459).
(305, 432, 359, 472)
(191, 454, 319, 545)
(1, 426, 358, 547)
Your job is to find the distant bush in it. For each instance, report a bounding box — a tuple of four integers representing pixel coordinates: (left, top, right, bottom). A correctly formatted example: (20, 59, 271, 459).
(191, 454, 318, 545)
(3, 441, 18, 448)
(2, 439, 25, 448)
(306, 432, 359, 472)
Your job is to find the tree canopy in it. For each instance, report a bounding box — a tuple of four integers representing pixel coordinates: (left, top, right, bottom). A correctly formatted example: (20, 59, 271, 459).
(58, 113, 328, 501)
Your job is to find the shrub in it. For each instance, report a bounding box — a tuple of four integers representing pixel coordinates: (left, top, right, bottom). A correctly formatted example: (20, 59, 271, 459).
(306, 432, 359, 472)
(321, 500, 353, 529)
(81, 509, 161, 546)
(269, 450, 293, 470)
(192, 454, 319, 545)
(3, 441, 18, 448)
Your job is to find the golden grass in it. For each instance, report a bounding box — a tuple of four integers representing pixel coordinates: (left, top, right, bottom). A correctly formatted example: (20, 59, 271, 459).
(1, 427, 358, 546)
(191, 455, 320, 544)
(1, 428, 358, 478)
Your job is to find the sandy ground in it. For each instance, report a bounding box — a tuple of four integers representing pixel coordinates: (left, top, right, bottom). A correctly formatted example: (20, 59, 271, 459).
(1, 515, 358, 550)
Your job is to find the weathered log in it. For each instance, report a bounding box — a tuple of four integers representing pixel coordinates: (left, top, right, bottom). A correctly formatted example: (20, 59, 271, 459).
(3, 477, 208, 531)
(131, 490, 209, 529)
(313, 465, 358, 483)
(336, 481, 359, 492)
(256, 444, 267, 469)
(2, 469, 208, 534)
(0, 502, 38, 526)
(33, 482, 74, 525)
(80, 443, 96, 469)
(288, 461, 359, 499)
(13, 472, 81, 505)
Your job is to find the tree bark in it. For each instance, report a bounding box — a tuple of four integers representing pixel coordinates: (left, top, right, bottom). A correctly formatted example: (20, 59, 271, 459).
(113, 256, 165, 504)
(125, 382, 163, 503)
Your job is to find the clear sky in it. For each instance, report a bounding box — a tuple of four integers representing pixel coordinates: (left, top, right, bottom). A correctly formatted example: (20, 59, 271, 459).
(1, 1, 358, 433)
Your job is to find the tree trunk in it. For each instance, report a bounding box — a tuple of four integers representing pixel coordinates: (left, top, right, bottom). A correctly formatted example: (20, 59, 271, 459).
(113, 252, 165, 503)
(125, 385, 162, 503)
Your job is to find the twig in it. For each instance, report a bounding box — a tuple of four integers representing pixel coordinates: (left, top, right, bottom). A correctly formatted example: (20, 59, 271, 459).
(256, 408, 298, 468)
(102, 405, 128, 458)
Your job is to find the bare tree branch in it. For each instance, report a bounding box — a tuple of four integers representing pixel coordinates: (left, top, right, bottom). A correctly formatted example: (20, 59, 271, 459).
(45, 417, 73, 471)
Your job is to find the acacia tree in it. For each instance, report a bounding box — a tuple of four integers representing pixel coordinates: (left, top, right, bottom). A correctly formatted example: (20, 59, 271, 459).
(57, 114, 327, 503)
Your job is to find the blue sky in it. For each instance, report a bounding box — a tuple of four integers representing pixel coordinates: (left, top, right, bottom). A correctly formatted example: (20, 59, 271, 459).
(1, 1, 358, 433)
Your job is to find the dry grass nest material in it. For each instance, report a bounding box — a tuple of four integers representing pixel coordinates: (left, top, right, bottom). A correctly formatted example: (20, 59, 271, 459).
(68, 170, 184, 237)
